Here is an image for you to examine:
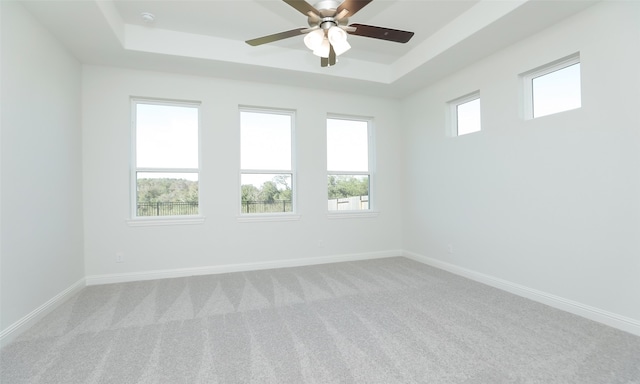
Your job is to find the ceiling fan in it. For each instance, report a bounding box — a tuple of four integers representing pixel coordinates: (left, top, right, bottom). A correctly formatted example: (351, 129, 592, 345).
(245, 0, 414, 67)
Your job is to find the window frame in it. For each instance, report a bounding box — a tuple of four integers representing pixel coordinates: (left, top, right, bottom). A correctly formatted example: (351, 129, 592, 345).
(326, 114, 376, 216)
(521, 53, 581, 120)
(448, 91, 481, 137)
(238, 106, 298, 221)
(128, 98, 203, 225)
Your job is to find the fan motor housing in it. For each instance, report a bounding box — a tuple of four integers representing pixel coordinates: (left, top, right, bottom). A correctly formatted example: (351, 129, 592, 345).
(313, 0, 342, 12)
(307, 1, 349, 29)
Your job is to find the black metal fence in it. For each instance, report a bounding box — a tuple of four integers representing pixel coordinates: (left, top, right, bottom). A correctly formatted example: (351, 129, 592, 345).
(241, 200, 292, 214)
(137, 201, 199, 217)
(137, 200, 293, 216)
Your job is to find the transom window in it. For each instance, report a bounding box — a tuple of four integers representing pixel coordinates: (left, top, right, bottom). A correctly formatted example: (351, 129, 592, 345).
(132, 99, 200, 218)
(449, 92, 481, 136)
(522, 53, 581, 119)
(327, 116, 372, 211)
(240, 108, 295, 215)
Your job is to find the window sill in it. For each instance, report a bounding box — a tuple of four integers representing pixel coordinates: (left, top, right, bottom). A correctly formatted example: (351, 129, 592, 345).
(126, 216, 206, 227)
(237, 214, 301, 223)
(327, 211, 379, 219)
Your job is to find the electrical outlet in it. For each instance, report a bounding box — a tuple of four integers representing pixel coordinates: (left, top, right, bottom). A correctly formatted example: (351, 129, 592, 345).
(447, 244, 454, 254)
(116, 252, 124, 263)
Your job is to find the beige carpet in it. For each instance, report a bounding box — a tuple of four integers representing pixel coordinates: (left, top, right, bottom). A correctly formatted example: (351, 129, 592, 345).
(2, 257, 639, 383)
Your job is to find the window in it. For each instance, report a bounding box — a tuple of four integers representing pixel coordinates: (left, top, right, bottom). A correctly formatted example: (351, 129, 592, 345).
(449, 92, 481, 136)
(132, 99, 200, 218)
(327, 116, 372, 211)
(240, 108, 295, 215)
(522, 53, 581, 119)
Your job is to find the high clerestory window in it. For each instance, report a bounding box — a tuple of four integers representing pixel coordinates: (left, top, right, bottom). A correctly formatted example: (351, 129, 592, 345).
(449, 91, 481, 136)
(522, 53, 581, 119)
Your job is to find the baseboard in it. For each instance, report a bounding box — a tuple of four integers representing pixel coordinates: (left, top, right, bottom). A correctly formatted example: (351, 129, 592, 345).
(0, 278, 86, 348)
(85, 250, 403, 286)
(13, 250, 636, 345)
(403, 250, 640, 337)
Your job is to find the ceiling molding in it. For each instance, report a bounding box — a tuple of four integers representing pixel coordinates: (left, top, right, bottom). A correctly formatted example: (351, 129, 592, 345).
(21, 0, 599, 98)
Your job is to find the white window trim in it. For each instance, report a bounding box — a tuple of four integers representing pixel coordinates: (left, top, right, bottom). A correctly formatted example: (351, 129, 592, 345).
(327, 114, 376, 214)
(129, 98, 203, 225)
(238, 106, 297, 221)
(126, 216, 205, 227)
(448, 91, 481, 137)
(237, 214, 301, 223)
(521, 53, 580, 120)
(327, 211, 379, 219)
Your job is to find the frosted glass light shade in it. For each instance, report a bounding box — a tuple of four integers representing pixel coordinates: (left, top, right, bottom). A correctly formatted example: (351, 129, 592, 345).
(328, 26, 346, 44)
(331, 40, 350, 56)
(304, 29, 324, 50)
(313, 38, 331, 58)
(328, 26, 351, 56)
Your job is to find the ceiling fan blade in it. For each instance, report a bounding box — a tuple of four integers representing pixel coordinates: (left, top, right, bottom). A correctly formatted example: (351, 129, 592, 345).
(348, 23, 414, 43)
(245, 28, 306, 46)
(335, 0, 373, 18)
(334, 9, 350, 22)
(283, 0, 322, 18)
(329, 45, 337, 66)
(321, 57, 329, 67)
(301, 26, 320, 34)
(307, 11, 321, 24)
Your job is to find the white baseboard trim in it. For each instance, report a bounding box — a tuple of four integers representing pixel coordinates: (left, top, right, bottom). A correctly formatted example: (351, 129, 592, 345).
(403, 250, 640, 337)
(85, 250, 403, 286)
(11, 250, 635, 347)
(0, 278, 86, 348)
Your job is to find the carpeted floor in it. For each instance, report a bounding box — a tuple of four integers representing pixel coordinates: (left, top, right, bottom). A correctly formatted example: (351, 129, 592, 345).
(1, 257, 639, 383)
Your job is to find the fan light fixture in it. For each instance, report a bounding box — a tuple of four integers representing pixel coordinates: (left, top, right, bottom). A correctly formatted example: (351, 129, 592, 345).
(245, 0, 415, 68)
(303, 26, 351, 59)
(313, 38, 331, 58)
(328, 26, 351, 56)
(303, 29, 324, 50)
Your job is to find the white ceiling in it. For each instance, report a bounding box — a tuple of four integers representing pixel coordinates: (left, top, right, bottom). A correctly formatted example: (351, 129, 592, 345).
(21, 0, 598, 98)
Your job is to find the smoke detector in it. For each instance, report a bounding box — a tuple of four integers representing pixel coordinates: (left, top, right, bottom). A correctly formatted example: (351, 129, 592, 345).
(140, 12, 155, 23)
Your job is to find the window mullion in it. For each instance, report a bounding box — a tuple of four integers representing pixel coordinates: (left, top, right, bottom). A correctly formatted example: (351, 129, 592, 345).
(328, 170, 369, 176)
(240, 169, 292, 174)
(137, 168, 199, 173)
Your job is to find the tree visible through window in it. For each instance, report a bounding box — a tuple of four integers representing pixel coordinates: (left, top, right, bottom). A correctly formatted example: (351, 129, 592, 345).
(327, 117, 371, 211)
(132, 100, 200, 217)
(240, 108, 295, 214)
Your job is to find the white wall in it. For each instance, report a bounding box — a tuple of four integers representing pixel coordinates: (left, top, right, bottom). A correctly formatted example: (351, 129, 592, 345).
(1, 2, 84, 330)
(402, 1, 640, 322)
(82, 66, 403, 277)
(4, 0, 638, 340)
